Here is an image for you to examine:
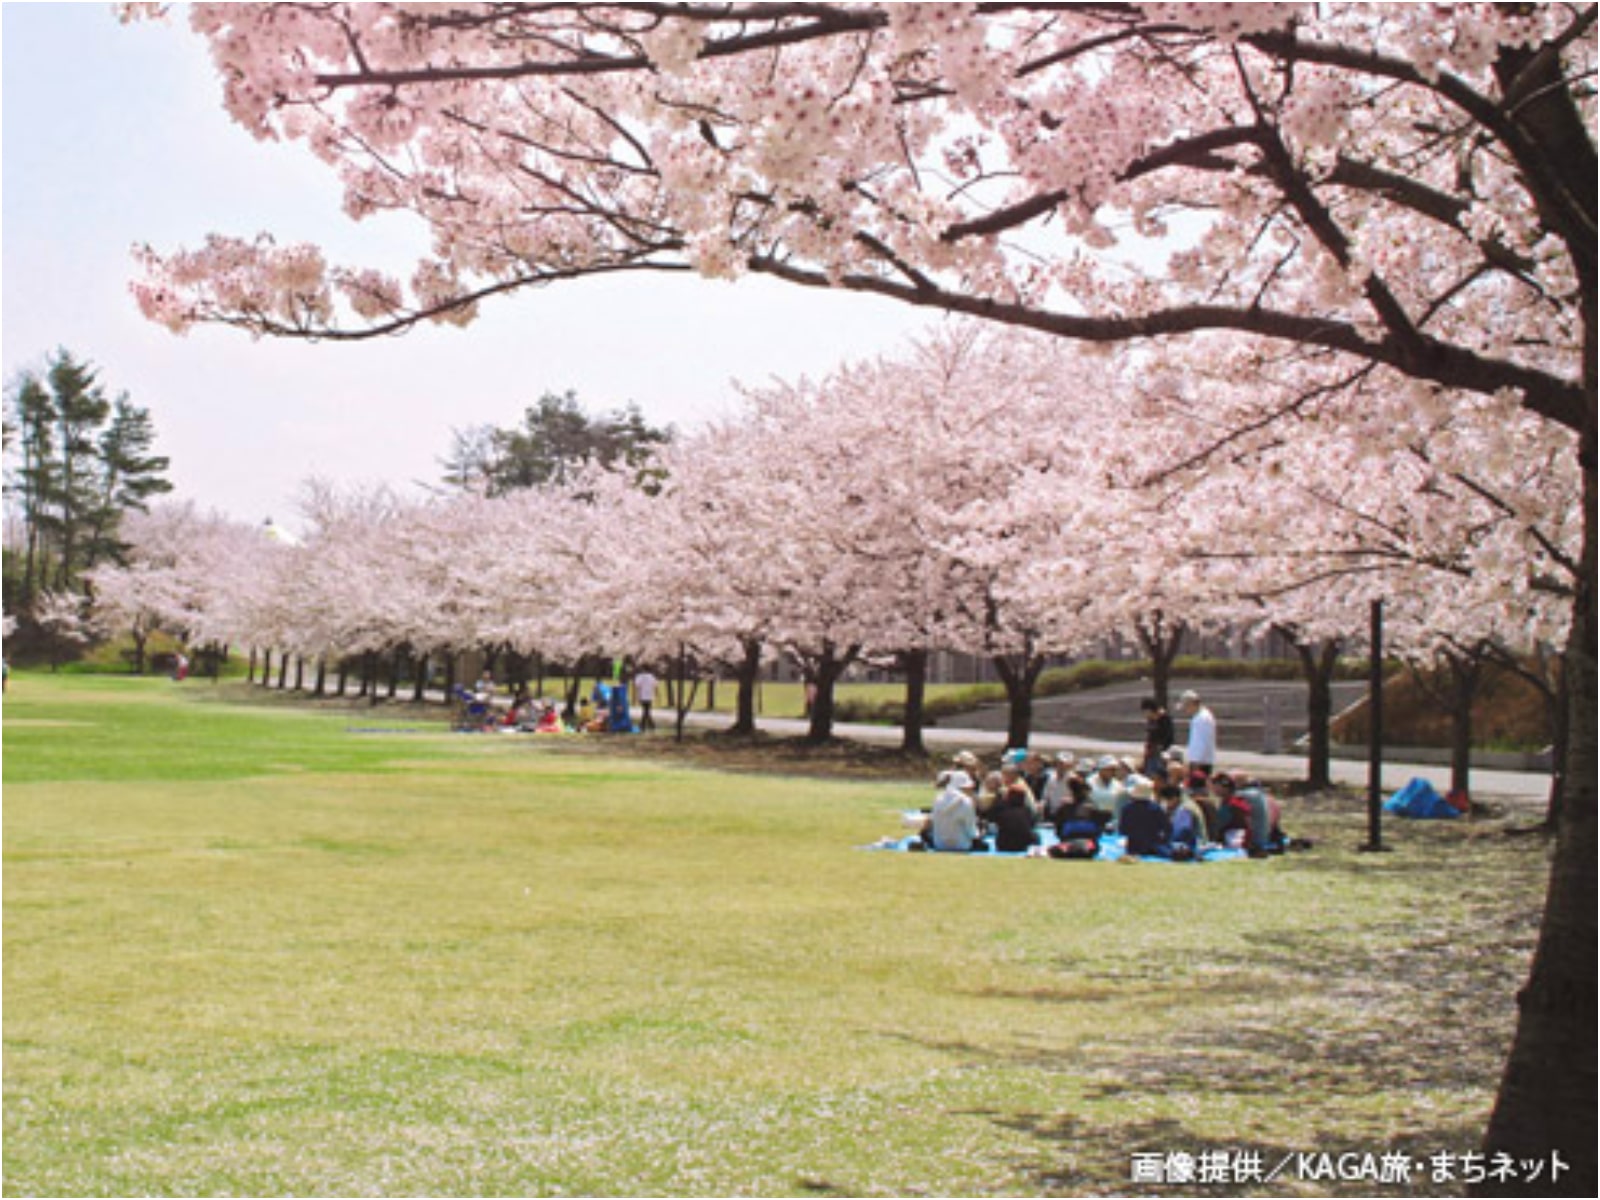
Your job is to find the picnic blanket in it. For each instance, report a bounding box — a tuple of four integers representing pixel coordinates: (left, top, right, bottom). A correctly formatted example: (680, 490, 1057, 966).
(1383, 777, 1462, 820)
(865, 817, 1248, 863)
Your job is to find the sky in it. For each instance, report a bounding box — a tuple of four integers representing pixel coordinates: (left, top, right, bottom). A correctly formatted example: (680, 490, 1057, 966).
(1, 1, 936, 529)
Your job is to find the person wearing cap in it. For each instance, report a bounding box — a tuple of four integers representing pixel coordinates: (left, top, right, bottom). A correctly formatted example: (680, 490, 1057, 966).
(1118, 777, 1174, 857)
(1040, 752, 1078, 820)
(990, 761, 1040, 853)
(1087, 755, 1127, 817)
(1179, 689, 1217, 777)
(927, 769, 981, 852)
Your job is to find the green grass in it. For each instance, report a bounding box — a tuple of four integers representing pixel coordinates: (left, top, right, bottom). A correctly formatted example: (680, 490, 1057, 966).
(3, 672, 1551, 1195)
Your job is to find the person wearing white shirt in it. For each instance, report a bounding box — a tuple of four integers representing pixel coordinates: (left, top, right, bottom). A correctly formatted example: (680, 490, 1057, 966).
(1180, 689, 1217, 776)
(633, 668, 658, 732)
(927, 770, 980, 852)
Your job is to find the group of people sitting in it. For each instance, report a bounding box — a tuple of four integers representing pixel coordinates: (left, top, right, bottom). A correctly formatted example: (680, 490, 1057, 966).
(462, 672, 653, 735)
(916, 746, 1298, 860)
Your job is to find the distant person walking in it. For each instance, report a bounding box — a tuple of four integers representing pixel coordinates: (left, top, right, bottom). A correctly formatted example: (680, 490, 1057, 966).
(634, 667, 658, 732)
(1179, 689, 1216, 777)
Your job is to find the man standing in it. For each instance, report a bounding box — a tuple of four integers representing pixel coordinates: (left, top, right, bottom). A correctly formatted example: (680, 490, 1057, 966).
(1140, 697, 1175, 777)
(633, 666, 658, 732)
(1179, 689, 1217, 777)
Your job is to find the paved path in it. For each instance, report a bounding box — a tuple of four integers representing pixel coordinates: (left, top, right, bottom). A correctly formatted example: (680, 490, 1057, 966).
(680, 712, 1554, 810)
(951, 676, 1369, 752)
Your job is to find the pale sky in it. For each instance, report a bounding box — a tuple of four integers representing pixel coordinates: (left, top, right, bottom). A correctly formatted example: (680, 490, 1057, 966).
(1, 1, 935, 529)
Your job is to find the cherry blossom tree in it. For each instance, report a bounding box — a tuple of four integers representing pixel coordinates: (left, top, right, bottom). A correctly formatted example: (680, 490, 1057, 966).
(32, 590, 94, 672)
(131, 3, 1595, 1183)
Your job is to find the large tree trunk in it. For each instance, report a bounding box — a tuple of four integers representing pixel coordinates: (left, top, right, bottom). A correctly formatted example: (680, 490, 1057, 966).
(1476, 434, 1596, 1195)
(992, 646, 1045, 750)
(900, 647, 929, 757)
(729, 637, 762, 737)
(802, 642, 858, 743)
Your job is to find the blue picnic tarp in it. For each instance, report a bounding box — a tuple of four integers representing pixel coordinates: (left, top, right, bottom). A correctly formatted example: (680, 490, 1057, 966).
(865, 818, 1247, 863)
(1384, 777, 1460, 820)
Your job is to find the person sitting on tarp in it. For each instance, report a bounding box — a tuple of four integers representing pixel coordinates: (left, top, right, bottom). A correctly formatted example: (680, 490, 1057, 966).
(1087, 756, 1127, 820)
(1186, 772, 1221, 841)
(925, 770, 981, 853)
(1119, 778, 1175, 858)
(1160, 783, 1205, 859)
(575, 696, 608, 733)
(533, 701, 565, 734)
(1236, 777, 1288, 853)
(989, 762, 1040, 853)
(1211, 774, 1256, 851)
(1047, 788, 1103, 859)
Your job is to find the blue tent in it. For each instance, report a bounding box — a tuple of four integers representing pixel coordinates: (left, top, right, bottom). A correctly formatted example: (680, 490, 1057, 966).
(1384, 777, 1460, 819)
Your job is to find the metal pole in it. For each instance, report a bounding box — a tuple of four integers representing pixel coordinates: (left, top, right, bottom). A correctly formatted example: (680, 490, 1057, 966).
(1363, 599, 1388, 852)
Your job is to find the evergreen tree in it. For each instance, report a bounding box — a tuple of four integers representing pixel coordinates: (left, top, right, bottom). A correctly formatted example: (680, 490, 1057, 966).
(84, 396, 174, 570)
(3, 350, 173, 609)
(442, 390, 670, 496)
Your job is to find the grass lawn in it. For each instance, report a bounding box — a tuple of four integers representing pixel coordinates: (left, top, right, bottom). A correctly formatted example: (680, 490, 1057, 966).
(3, 673, 1551, 1196)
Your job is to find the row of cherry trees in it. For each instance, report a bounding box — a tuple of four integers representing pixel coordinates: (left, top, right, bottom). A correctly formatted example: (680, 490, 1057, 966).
(119, 3, 1594, 1180)
(91, 323, 1575, 774)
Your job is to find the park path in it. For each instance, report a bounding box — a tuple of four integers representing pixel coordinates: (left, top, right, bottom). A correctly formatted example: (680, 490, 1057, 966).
(680, 712, 1554, 811)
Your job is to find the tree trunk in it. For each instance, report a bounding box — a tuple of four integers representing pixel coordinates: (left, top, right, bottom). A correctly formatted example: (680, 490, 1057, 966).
(293, 656, 305, 693)
(1291, 636, 1340, 791)
(412, 653, 428, 703)
(314, 657, 327, 698)
(729, 637, 762, 737)
(673, 642, 700, 744)
(1477, 435, 1596, 1196)
(1446, 652, 1483, 801)
(259, 648, 271, 688)
(248, 647, 258, 684)
(992, 646, 1045, 749)
(276, 652, 288, 691)
(802, 643, 858, 743)
(1135, 610, 1187, 709)
(900, 646, 929, 756)
(131, 628, 149, 676)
